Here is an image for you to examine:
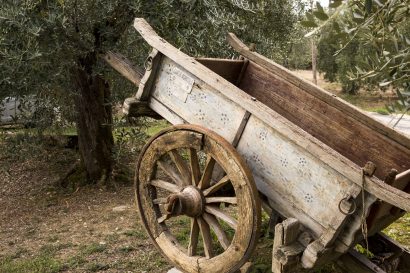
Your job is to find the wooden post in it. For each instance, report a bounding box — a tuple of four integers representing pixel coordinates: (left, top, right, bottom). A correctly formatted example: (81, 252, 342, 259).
(272, 218, 304, 273)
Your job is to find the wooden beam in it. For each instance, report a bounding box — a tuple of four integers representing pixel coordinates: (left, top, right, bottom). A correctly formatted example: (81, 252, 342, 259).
(104, 51, 144, 86)
(123, 97, 162, 119)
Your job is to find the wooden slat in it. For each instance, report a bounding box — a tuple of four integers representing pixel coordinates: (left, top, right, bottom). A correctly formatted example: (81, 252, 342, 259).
(198, 156, 216, 190)
(189, 148, 201, 186)
(157, 160, 185, 187)
(188, 218, 199, 256)
(368, 169, 410, 234)
(205, 197, 237, 204)
(198, 217, 214, 258)
(227, 32, 410, 151)
(232, 111, 251, 147)
(104, 51, 144, 86)
(272, 222, 284, 273)
(205, 205, 238, 230)
(136, 49, 163, 101)
(169, 150, 191, 186)
(149, 97, 185, 125)
(150, 179, 181, 193)
(203, 175, 230, 196)
(203, 212, 230, 250)
(238, 61, 410, 180)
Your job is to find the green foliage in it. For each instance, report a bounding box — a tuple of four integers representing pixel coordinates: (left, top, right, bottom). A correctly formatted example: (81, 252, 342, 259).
(0, 245, 64, 273)
(1, 0, 301, 105)
(0, 255, 62, 273)
(305, 0, 410, 110)
(317, 28, 368, 94)
(284, 23, 312, 70)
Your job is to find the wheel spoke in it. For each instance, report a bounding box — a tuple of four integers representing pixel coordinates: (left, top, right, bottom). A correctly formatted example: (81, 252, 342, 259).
(202, 175, 230, 196)
(150, 179, 182, 193)
(198, 155, 216, 190)
(189, 148, 200, 186)
(157, 159, 185, 186)
(198, 217, 214, 258)
(169, 150, 191, 186)
(205, 197, 237, 205)
(203, 213, 230, 250)
(205, 205, 238, 230)
(158, 213, 172, 224)
(188, 218, 199, 256)
(153, 197, 168, 204)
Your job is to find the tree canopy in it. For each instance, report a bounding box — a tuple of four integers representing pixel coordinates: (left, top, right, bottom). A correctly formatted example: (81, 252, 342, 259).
(304, 0, 410, 104)
(0, 0, 302, 101)
(0, 0, 303, 182)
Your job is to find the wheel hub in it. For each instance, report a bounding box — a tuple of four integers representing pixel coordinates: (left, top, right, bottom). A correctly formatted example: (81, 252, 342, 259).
(165, 186, 205, 217)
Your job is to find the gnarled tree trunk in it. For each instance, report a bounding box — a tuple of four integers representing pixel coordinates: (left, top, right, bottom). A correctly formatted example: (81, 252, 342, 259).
(72, 59, 114, 183)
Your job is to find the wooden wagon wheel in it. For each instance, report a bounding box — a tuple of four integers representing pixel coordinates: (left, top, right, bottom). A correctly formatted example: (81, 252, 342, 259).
(135, 124, 260, 273)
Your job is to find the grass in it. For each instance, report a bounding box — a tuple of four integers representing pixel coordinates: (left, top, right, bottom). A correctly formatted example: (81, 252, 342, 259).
(383, 213, 410, 246)
(123, 228, 147, 239)
(0, 244, 65, 273)
(0, 255, 62, 273)
(86, 262, 110, 272)
(366, 107, 391, 115)
(80, 243, 107, 255)
(145, 119, 169, 136)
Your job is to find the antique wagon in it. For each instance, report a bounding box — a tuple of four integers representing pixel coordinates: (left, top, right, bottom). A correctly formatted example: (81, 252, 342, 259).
(105, 18, 410, 273)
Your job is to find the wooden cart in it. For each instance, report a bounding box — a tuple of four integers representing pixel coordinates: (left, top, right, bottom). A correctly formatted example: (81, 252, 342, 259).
(106, 18, 410, 273)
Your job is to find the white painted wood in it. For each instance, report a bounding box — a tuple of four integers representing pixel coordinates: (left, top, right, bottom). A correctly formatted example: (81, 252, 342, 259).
(149, 97, 185, 125)
(236, 115, 360, 236)
(150, 57, 247, 142)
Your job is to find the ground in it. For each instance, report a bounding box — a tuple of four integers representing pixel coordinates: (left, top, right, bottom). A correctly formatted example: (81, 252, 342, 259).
(0, 129, 170, 273)
(0, 73, 409, 273)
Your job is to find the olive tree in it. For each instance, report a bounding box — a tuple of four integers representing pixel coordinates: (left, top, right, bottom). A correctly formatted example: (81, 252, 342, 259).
(1, 0, 300, 184)
(303, 0, 410, 106)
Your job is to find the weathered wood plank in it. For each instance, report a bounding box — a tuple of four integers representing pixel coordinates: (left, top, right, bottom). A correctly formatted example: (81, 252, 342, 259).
(150, 57, 247, 142)
(123, 97, 162, 119)
(149, 97, 185, 125)
(104, 51, 144, 86)
(136, 49, 163, 101)
(239, 61, 410, 180)
(272, 223, 284, 273)
(337, 249, 386, 273)
(227, 32, 410, 151)
(272, 218, 302, 273)
(236, 115, 360, 234)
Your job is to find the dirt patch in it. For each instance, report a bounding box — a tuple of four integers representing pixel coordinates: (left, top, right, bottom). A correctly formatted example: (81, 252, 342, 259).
(0, 131, 170, 273)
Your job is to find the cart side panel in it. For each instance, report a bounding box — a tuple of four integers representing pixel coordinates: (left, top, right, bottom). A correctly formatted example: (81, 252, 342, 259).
(149, 57, 247, 142)
(239, 61, 410, 179)
(236, 115, 362, 238)
(147, 56, 366, 245)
